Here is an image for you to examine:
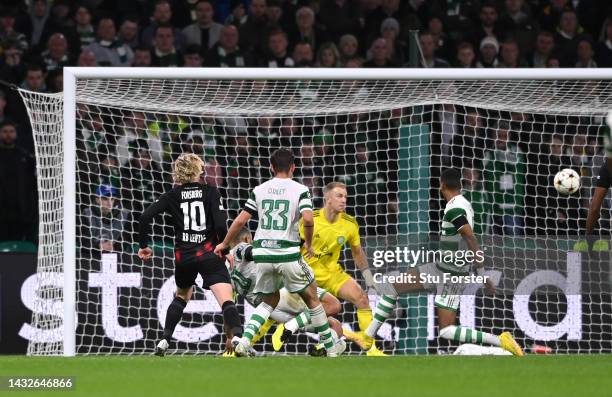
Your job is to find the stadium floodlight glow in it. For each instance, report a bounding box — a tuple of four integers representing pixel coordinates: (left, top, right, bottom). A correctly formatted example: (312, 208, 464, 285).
(15, 67, 612, 356)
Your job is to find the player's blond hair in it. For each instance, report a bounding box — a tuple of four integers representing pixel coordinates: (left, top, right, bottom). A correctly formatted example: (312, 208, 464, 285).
(323, 181, 347, 196)
(173, 153, 204, 184)
(232, 227, 253, 247)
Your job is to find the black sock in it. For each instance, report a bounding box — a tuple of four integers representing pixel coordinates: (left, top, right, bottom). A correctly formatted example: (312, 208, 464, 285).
(221, 300, 243, 338)
(163, 296, 187, 341)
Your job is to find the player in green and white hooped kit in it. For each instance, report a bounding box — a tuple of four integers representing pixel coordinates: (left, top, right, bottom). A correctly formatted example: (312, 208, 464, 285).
(214, 148, 342, 357)
(224, 228, 346, 355)
(363, 168, 524, 356)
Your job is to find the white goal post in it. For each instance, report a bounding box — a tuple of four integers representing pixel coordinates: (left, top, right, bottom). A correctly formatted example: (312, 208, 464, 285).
(18, 67, 612, 356)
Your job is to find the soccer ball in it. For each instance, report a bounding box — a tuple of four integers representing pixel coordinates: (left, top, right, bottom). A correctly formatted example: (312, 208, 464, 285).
(554, 168, 581, 195)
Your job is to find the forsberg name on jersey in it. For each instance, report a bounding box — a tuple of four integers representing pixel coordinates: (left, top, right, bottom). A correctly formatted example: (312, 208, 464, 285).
(181, 190, 203, 200)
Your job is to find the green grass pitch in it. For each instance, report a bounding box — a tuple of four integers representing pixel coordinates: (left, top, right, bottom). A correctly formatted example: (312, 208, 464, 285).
(2, 355, 610, 397)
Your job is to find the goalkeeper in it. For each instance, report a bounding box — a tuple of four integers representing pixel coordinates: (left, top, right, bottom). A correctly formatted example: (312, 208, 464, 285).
(283, 182, 384, 356)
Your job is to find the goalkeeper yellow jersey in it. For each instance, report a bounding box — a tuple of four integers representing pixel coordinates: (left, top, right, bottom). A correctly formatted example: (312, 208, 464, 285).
(299, 209, 361, 270)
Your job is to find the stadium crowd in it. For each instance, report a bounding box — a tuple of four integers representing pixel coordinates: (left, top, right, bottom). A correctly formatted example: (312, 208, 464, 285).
(1, 0, 611, 247)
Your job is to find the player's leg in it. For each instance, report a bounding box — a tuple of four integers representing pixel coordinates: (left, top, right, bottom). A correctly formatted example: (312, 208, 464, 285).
(202, 254, 243, 339)
(363, 268, 426, 347)
(272, 288, 339, 351)
(291, 260, 338, 356)
(336, 277, 373, 333)
(282, 288, 338, 334)
(210, 282, 243, 338)
(234, 263, 281, 355)
(156, 261, 197, 356)
(435, 292, 523, 356)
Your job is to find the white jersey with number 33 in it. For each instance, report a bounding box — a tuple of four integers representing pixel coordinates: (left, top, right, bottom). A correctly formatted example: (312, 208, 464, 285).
(245, 178, 313, 263)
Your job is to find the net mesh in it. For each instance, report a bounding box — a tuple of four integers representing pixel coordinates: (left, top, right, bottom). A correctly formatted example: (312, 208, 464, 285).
(20, 77, 612, 356)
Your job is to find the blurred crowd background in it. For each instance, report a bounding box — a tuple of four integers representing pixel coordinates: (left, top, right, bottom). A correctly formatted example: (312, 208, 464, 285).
(1, 0, 611, 251)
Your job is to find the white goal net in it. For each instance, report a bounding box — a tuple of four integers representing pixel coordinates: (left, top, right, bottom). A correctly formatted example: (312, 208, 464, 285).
(20, 69, 612, 355)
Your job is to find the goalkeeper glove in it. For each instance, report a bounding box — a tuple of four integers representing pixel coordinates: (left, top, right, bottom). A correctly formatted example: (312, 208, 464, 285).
(361, 268, 380, 294)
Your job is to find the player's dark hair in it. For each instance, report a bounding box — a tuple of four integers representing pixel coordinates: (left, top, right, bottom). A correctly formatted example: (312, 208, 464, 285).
(270, 148, 294, 173)
(441, 168, 462, 190)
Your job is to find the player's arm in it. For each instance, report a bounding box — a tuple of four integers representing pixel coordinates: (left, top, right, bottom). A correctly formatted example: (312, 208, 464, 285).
(351, 244, 377, 292)
(301, 210, 315, 258)
(214, 210, 252, 257)
(137, 195, 168, 259)
(299, 189, 315, 257)
(455, 216, 493, 292)
(208, 186, 229, 243)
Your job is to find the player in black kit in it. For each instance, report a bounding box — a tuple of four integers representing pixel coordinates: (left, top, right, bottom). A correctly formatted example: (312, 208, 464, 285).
(138, 153, 242, 356)
(583, 163, 611, 251)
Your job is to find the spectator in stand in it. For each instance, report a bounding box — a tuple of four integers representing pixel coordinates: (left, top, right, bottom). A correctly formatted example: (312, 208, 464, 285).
(364, 37, 397, 67)
(27, 0, 53, 51)
(483, 121, 526, 236)
(85, 18, 133, 67)
(46, 69, 62, 93)
(182, 44, 203, 67)
(454, 42, 476, 67)
(239, 0, 270, 60)
(116, 111, 164, 166)
(555, 9, 583, 67)
(547, 56, 561, 67)
(151, 23, 182, 66)
(0, 43, 26, 85)
(262, 29, 294, 67)
(451, 109, 487, 170)
(362, 0, 420, 48)
(596, 17, 612, 67)
(497, 38, 528, 67)
(428, 17, 453, 62)
(462, 167, 488, 234)
(498, 0, 540, 56)
(204, 24, 249, 67)
(318, 0, 361, 43)
(476, 36, 500, 67)
(576, 38, 597, 67)
(289, 6, 327, 54)
(118, 16, 140, 50)
(0, 120, 37, 243)
(338, 34, 359, 64)
(41, 32, 73, 71)
(225, 0, 248, 27)
(293, 42, 314, 66)
(266, 0, 284, 30)
(132, 46, 152, 66)
(315, 42, 340, 67)
(182, 0, 222, 51)
(380, 17, 406, 66)
(141, 0, 186, 52)
(120, 142, 166, 214)
(416, 31, 449, 68)
(0, 90, 8, 124)
(344, 57, 363, 67)
(81, 184, 130, 254)
(538, 0, 573, 32)
(204, 158, 224, 188)
(77, 49, 97, 66)
(530, 30, 555, 67)
(471, 2, 503, 48)
(21, 64, 47, 92)
(0, 6, 28, 53)
(73, 5, 95, 49)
